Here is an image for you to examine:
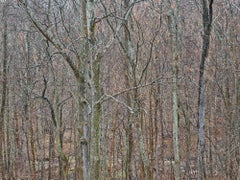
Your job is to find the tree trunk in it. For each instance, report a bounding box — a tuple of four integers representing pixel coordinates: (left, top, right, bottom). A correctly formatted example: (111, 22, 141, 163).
(88, 0, 103, 178)
(0, 13, 8, 179)
(167, 1, 181, 179)
(198, 1, 213, 179)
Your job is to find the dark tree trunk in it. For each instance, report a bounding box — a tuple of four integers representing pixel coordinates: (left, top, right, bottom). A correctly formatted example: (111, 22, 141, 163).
(198, 0, 213, 179)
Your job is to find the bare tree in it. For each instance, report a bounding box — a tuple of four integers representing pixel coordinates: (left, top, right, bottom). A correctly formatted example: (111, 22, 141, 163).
(2, 0, 240, 179)
(198, 0, 213, 179)
(167, 0, 181, 179)
(0, 2, 8, 178)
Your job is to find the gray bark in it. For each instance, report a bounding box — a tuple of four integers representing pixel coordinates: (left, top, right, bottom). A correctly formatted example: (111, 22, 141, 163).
(198, 0, 213, 179)
(167, 1, 180, 179)
(0, 10, 8, 178)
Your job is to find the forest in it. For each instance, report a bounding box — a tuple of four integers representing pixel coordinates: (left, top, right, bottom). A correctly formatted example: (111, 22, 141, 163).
(0, 0, 240, 179)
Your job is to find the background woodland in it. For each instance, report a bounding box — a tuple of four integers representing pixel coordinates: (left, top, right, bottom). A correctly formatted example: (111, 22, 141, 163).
(0, 0, 240, 179)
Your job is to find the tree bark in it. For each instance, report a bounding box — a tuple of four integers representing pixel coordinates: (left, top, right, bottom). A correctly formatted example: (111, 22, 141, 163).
(198, 1, 213, 179)
(167, 1, 181, 179)
(0, 12, 8, 179)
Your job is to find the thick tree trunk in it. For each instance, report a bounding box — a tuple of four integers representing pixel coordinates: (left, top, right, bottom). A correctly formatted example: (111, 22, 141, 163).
(198, 1, 213, 179)
(87, 0, 103, 179)
(0, 15, 8, 179)
(230, 8, 240, 178)
(90, 54, 102, 180)
(167, 1, 181, 179)
(78, 79, 89, 180)
(79, 1, 93, 179)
